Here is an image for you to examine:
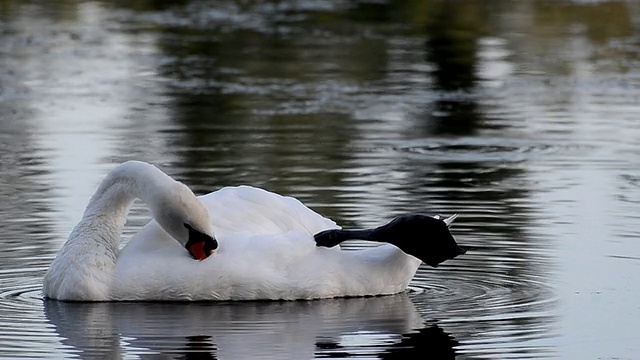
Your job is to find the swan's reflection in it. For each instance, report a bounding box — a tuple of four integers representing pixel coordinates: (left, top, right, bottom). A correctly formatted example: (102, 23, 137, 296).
(44, 294, 457, 359)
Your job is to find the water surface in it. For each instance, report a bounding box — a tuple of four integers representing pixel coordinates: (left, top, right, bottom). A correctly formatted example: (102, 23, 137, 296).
(1, 0, 639, 358)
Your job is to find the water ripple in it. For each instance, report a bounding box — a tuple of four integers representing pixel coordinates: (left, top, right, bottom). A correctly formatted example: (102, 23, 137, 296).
(394, 138, 593, 164)
(0, 270, 66, 359)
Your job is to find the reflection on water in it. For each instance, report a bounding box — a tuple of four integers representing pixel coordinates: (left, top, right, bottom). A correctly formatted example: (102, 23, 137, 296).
(43, 295, 458, 359)
(1, 0, 640, 359)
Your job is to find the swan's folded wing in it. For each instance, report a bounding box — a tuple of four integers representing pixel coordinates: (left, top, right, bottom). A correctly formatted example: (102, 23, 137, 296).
(198, 186, 340, 238)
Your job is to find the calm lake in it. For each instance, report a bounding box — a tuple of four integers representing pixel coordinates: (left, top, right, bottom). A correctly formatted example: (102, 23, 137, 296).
(1, 0, 639, 358)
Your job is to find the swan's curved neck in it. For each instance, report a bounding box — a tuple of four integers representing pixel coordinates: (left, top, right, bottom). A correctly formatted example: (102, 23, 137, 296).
(74, 162, 170, 250)
(44, 162, 174, 300)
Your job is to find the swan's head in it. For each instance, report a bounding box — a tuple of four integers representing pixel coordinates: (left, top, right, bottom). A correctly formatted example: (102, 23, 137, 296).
(149, 182, 218, 261)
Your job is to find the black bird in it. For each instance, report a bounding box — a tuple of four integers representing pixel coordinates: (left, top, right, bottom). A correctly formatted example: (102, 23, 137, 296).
(314, 214, 466, 267)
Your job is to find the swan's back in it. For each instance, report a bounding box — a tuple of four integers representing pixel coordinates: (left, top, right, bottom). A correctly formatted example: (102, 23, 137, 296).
(115, 186, 420, 301)
(199, 186, 339, 238)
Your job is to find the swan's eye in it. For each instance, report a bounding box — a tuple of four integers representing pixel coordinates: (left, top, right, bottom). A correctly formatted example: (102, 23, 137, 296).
(184, 223, 218, 261)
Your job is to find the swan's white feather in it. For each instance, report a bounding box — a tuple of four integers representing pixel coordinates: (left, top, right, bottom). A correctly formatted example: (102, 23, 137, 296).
(199, 185, 339, 238)
(114, 186, 418, 301)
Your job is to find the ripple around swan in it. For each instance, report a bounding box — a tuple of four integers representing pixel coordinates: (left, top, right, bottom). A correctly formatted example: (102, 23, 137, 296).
(0, 268, 67, 359)
(409, 265, 557, 316)
(406, 256, 558, 358)
(0, 269, 46, 306)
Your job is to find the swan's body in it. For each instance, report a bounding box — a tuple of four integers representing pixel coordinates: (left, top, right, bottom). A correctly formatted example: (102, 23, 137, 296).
(43, 161, 464, 301)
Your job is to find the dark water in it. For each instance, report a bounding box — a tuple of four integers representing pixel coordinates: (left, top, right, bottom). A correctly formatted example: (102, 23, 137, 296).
(1, 0, 640, 358)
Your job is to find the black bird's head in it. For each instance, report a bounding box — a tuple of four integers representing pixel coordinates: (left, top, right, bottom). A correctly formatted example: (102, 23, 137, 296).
(375, 214, 466, 267)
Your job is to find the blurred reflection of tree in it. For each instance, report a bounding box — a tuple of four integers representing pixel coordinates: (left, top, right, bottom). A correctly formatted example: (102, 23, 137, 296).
(413, 2, 544, 337)
(531, 1, 632, 44)
(131, 1, 364, 222)
(424, 0, 485, 136)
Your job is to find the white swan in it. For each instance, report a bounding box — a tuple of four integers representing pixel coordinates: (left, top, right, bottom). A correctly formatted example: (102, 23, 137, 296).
(43, 161, 465, 301)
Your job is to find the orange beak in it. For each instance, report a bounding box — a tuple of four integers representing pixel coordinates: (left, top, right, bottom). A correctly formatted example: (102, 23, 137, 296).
(187, 240, 216, 261)
(183, 224, 218, 261)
